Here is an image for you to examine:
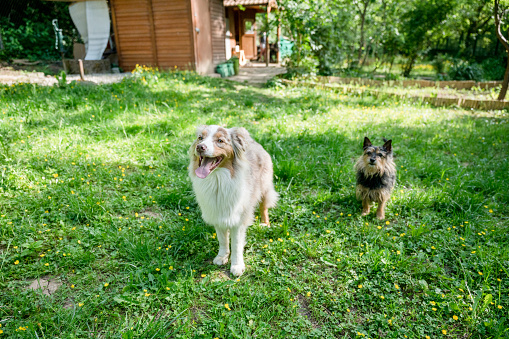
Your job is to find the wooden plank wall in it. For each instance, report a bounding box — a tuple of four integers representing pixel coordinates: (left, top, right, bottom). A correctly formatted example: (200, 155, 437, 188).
(209, 0, 226, 66)
(111, 0, 155, 70)
(111, 0, 195, 71)
(152, 0, 195, 69)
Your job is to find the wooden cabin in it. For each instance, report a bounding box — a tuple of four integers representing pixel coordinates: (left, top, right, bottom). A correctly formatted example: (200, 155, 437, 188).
(110, 0, 277, 73)
(46, 0, 278, 73)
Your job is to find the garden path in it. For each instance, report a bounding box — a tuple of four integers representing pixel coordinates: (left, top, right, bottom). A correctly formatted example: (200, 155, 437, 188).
(227, 62, 286, 87)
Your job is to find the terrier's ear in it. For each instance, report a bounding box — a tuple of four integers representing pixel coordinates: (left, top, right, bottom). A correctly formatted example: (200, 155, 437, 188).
(383, 139, 392, 153)
(230, 127, 250, 158)
(363, 137, 372, 150)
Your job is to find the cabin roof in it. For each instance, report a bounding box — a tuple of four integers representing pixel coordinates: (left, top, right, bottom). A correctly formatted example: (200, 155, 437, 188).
(223, 0, 277, 8)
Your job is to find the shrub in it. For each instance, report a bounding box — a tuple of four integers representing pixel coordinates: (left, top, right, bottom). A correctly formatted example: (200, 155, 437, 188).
(0, 1, 76, 61)
(480, 58, 505, 81)
(448, 61, 483, 81)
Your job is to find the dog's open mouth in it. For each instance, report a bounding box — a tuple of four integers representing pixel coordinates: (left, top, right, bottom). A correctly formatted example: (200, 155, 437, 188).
(195, 156, 223, 179)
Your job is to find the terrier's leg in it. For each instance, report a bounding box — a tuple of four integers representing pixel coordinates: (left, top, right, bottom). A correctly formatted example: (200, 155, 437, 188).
(361, 199, 371, 216)
(213, 227, 230, 265)
(229, 226, 247, 276)
(376, 199, 387, 220)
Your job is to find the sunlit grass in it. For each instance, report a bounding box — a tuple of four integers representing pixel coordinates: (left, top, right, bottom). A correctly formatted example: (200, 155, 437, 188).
(0, 66, 507, 338)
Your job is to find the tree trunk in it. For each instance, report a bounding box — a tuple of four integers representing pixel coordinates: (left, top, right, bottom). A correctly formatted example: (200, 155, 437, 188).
(357, 1, 369, 64)
(494, 0, 509, 100)
(358, 12, 366, 62)
(360, 45, 370, 68)
(498, 53, 509, 101)
(403, 55, 416, 78)
(389, 56, 395, 74)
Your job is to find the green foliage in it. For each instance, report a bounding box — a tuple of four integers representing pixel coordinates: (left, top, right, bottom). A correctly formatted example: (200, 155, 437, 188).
(0, 1, 76, 61)
(480, 58, 506, 81)
(0, 68, 508, 337)
(448, 60, 484, 81)
(280, 0, 356, 75)
(431, 54, 449, 75)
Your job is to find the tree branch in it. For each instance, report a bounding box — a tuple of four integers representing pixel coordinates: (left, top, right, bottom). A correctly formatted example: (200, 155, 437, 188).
(495, 0, 509, 51)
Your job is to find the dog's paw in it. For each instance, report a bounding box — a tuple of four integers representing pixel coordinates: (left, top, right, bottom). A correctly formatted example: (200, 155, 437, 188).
(361, 211, 369, 216)
(260, 222, 270, 227)
(230, 264, 245, 277)
(376, 213, 385, 220)
(213, 255, 229, 266)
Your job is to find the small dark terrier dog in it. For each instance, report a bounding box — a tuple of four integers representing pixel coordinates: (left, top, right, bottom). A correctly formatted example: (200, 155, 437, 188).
(355, 137, 396, 220)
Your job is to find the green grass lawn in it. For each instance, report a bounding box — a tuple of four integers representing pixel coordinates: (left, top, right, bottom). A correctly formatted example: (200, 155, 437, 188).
(0, 67, 508, 338)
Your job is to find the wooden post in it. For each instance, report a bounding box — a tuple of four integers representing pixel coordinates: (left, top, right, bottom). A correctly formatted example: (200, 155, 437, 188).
(78, 59, 85, 81)
(276, 17, 281, 64)
(266, 5, 271, 67)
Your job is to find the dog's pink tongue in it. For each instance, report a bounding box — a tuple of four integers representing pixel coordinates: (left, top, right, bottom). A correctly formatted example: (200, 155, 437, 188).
(195, 157, 215, 179)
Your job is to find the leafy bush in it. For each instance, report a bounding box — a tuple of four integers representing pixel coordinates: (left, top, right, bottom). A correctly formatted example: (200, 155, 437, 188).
(284, 54, 319, 78)
(0, 1, 76, 61)
(385, 73, 400, 80)
(480, 58, 505, 81)
(448, 61, 483, 81)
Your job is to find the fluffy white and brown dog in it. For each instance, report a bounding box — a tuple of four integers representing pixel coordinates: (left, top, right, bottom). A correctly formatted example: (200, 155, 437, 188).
(189, 125, 278, 276)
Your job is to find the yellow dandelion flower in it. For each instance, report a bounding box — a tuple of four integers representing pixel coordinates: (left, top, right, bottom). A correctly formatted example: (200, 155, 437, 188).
(442, 330, 447, 335)
(498, 305, 503, 309)
(394, 283, 399, 289)
(385, 221, 390, 225)
(201, 274, 206, 278)
(358, 284, 363, 289)
(14, 260, 19, 265)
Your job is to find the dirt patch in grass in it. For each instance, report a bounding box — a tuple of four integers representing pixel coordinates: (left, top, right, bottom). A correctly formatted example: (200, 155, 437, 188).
(297, 294, 320, 328)
(25, 276, 62, 296)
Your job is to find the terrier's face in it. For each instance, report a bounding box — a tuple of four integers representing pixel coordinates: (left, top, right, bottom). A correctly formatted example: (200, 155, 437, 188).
(359, 137, 392, 175)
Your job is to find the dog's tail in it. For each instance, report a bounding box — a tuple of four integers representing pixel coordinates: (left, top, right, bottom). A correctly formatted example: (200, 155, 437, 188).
(263, 186, 279, 209)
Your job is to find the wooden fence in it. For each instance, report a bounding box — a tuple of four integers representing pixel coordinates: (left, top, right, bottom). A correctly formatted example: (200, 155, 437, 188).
(318, 77, 502, 90)
(281, 80, 509, 110)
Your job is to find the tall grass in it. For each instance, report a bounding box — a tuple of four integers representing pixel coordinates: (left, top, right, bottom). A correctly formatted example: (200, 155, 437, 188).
(0, 66, 507, 338)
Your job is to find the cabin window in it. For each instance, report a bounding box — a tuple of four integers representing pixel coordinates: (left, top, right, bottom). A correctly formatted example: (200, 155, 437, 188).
(244, 19, 254, 34)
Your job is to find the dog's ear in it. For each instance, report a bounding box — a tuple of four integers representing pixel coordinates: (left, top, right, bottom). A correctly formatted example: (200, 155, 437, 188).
(229, 127, 250, 158)
(363, 137, 372, 150)
(195, 124, 207, 136)
(383, 139, 392, 153)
